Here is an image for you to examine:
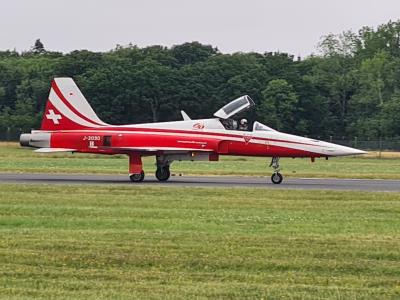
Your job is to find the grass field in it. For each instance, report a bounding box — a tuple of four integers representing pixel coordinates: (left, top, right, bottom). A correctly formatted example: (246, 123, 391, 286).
(1, 143, 400, 179)
(0, 184, 399, 299)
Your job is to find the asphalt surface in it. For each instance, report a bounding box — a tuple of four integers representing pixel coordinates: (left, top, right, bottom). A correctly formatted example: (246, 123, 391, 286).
(0, 173, 399, 192)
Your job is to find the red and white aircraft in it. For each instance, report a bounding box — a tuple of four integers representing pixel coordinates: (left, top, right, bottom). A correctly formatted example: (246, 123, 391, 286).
(20, 78, 366, 184)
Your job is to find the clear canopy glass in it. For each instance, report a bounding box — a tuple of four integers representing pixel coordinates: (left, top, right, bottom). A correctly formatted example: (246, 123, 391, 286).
(214, 95, 255, 119)
(252, 121, 276, 132)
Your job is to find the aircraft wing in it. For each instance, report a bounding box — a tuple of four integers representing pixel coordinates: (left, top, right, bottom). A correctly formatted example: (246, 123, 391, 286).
(104, 146, 214, 154)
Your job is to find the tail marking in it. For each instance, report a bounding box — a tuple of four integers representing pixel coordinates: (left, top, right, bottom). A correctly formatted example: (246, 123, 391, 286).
(41, 78, 108, 130)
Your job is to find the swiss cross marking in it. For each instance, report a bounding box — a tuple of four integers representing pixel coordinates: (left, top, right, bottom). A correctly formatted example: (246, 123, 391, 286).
(46, 109, 62, 124)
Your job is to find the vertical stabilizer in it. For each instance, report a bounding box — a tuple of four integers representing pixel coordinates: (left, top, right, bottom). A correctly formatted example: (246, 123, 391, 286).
(41, 78, 108, 130)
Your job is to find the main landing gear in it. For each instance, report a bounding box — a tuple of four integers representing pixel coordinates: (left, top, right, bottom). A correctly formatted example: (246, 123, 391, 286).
(155, 156, 171, 182)
(130, 171, 145, 182)
(129, 153, 145, 182)
(269, 157, 283, 184)
(128, 153, 173, 183)
(155, 166, 170, 181)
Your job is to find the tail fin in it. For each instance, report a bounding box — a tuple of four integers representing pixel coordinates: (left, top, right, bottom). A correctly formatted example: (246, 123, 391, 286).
(41, 78, 108, 130)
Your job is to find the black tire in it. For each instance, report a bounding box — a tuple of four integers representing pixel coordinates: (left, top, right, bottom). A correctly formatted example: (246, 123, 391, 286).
(130, 171, 145, 182)
(271, 172, 283, 184)
(155, 166, 170, 181)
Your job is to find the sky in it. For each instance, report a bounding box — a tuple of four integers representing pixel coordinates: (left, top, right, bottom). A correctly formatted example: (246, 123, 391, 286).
(1, 0, 399, 57)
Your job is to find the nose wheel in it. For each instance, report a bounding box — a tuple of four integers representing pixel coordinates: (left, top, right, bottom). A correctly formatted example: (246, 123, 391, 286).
(269, 157, 283, 184)
(271, 172, 283, 184)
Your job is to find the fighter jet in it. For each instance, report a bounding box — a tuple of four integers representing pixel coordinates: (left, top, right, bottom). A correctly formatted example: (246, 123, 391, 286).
(20, 78, 366, 184)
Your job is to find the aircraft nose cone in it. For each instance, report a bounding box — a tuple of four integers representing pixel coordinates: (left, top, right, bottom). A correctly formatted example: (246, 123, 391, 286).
(350, 148, 367, 155)
(320, 141, 366, 156)
(334, 145, 367, 156)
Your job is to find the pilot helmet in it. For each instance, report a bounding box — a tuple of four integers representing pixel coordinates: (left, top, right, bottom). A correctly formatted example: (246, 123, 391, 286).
(240, 118, 248, 125)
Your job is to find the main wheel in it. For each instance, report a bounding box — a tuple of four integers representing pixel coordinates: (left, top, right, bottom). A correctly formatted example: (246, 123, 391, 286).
(155, 166, 170, 181)
(271, 172, 283, 184)
(130, 171, 145, 182)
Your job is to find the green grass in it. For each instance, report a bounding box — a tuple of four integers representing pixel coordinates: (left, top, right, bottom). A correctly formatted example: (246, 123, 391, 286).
(2, 143, 400, 179)
(0, 184, 399, 299)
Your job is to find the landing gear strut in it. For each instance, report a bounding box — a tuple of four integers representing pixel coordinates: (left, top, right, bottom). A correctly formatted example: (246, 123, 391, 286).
(269, 157, 283, 184)
(129, 153, 145, 182)
(155, 155, 172, 182)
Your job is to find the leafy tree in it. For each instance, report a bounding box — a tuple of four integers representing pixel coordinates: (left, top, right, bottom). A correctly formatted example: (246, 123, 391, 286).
(348, 51, 395, 138)
(356, 21, 400, 59)
(381, 93, 400, 138)
(56, 50, 103, 77)
(318, 31, 358, 57)
(133, 59, 180, 122)
(0, 98, 37, 133)
(1, 21, 400, 141)
(77, 63, 137, 124)
(171, 42, 218, 66)
(0, 62, 22, 109)
(31, 39, 45, 54)
(257, 79, 298, 132)
(0, 50, 19, 58)
(307, 55, 357, 137)
(140, 45, 178, 68)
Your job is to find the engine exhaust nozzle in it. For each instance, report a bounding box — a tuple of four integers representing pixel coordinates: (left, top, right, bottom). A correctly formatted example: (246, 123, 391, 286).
(20, 133, 31, 147)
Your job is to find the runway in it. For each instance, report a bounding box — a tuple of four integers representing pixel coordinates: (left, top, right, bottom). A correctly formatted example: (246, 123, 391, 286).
(0, 173, 399, 192)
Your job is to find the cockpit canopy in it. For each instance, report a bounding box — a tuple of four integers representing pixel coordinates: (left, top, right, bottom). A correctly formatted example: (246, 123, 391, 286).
(252, 121, 276, 132)
(213, 96, 276, 132)
(214, 95, 255, 119)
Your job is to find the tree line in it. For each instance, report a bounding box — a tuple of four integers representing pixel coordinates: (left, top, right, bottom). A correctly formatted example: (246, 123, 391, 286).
(1, 20, 400, 140)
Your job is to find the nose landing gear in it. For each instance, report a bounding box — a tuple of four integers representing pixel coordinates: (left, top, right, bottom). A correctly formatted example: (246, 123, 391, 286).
(269, 157, 283, 184)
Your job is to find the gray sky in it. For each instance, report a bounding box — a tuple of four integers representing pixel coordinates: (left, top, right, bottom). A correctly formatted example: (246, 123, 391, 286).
(1, 0, 399, 56)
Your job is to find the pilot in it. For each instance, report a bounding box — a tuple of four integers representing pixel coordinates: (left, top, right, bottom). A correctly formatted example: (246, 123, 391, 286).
(238, 118, 248, 131)
(232, 119, 238, 130)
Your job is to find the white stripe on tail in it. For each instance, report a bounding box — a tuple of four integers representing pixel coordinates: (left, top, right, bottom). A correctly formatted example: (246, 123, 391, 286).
(41, 78, 108, 130)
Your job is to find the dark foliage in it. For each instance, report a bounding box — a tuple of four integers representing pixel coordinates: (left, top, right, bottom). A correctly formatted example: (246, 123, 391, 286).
(1, 23, 400, 139)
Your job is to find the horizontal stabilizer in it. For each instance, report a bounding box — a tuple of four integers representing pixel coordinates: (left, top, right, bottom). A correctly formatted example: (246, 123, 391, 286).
(34, 148, 77, 153)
